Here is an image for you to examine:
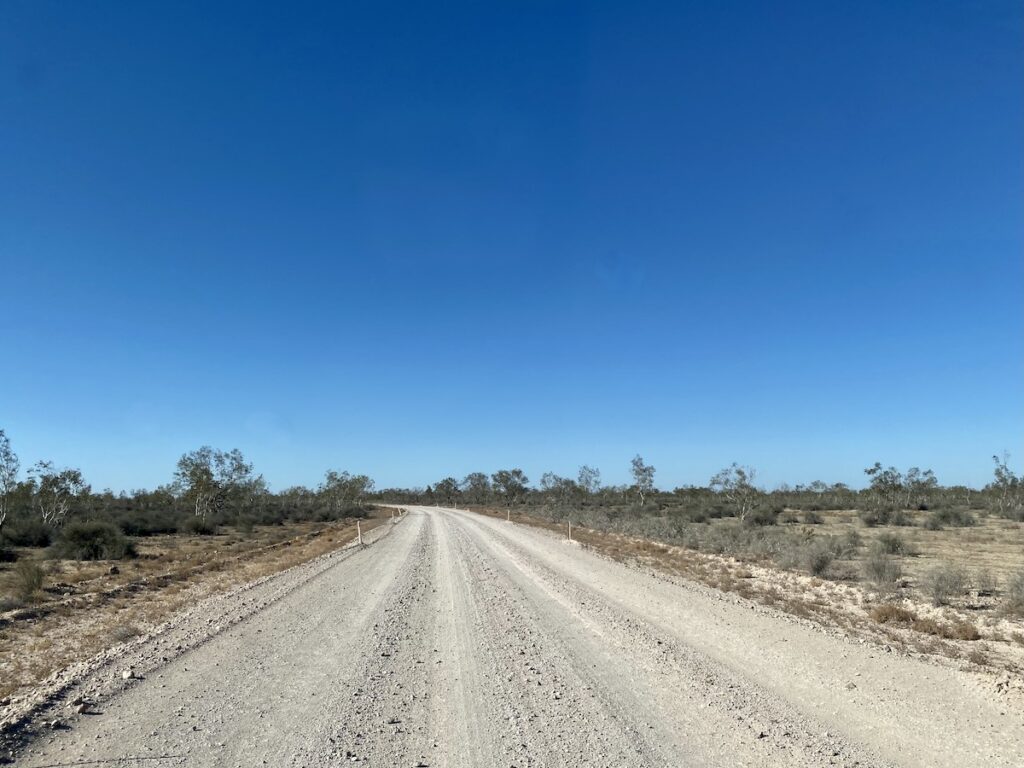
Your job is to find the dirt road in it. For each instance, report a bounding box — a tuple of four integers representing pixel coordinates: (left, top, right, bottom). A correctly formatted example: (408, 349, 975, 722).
(14, 506, 1022, 767)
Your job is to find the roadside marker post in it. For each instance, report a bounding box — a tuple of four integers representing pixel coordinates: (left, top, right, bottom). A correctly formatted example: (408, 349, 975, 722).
(357, 520, 363, 546)
(568, 520, 572, 541)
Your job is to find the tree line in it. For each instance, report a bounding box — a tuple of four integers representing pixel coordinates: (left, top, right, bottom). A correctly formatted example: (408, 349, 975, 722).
(2, 426, 1022, 555)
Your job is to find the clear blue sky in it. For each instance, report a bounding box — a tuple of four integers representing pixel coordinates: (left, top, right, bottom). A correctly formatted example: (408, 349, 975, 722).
(1, 1, 1021, 492)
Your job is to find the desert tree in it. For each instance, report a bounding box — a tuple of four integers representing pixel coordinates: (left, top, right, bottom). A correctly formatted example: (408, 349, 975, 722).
(709, 463, 759, 521)
(28, 460, 89, 526)
(863, 463, 904, 508)
(461, 472, 491, 504)
(491, 469, 529, 508)
(174, 447, 256, 519)
(630, 455, 655, 506)
(903, 467, 938, 509)
(320, 470, 375, 513)
(577, 465, 601, 496)
(539, 472, 577, 506)
(0, 429, 19, 533)
(435, 476, 461, 506)
(990, 452, 1021, 517)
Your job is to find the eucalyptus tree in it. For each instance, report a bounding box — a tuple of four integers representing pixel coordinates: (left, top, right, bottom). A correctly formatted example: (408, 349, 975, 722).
(990, 453, 1021, 517)
(320, 470, 375, 513)
(491, 469, 529, 508)
(709, 463, 759, 521)
(630, 455, 655, 506)
(174, 447, 256, 519)
(577, 465, 601, 496)
(435, 476, 461, 506)
(461, 472, 491, 504)
(864, 463, 904, 508)
(0, 429, 19, 533)
(28, 460, 90, 526)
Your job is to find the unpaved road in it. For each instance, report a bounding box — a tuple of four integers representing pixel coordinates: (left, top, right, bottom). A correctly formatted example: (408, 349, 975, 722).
(13, 506, 1023, 767)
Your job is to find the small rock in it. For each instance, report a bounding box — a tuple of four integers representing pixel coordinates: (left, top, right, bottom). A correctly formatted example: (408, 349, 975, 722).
(122, 669, 134, 681)
(108, 565, 120, 575)
(76, 702, 91, 714)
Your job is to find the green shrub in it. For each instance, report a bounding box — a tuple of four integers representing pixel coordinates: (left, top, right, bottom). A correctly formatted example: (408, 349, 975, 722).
(920, 563, 967, 606)
(744, 509, 778, 527)
(2, 517, 54, 547)
(51, 521, 135, 561)
(178, 516, 218, 535)
(115, 508, 184, 536)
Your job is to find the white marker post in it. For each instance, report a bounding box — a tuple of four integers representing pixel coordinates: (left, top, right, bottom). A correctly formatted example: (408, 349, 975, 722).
(506, 508, 510, 522)
(357, 520, 363, 546)
(568, 520, 572, 541)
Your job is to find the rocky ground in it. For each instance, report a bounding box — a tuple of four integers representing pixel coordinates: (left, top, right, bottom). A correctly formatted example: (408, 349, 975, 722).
(4, 506, 1023, 767)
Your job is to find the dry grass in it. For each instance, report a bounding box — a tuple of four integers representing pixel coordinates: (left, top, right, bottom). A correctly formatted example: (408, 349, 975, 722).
(0, 513, 386, 702)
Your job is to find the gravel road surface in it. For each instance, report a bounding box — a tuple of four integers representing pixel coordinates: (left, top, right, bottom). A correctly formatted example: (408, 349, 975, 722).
(13, 506, 1022, 767)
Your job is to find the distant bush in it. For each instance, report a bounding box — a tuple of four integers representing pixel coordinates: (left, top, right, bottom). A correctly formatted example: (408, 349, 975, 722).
(839, 529, 863, 556)
(51, 521, 135, 561)
(920, 563, 967, 606)
(802, 510, 824, 525)
(178, 516, 218, 536)
(975, 568, 998, 597)
(803, 541, 834, 576)
(2, 517, 54, 548)
(1003, 571, 1024, 617)
(875, 532, 914, 556)
(115, 508, 184, 537)
(0, 544, 16, 563)
(863, 549, 902, 592)
(744, 509, 778, 527)
(925, 508, 976, 529)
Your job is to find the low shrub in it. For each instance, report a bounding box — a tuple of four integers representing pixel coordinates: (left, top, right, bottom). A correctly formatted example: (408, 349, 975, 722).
(744, 509, 779, 527)
(920, 563, 967, 606)
(10, 560, 45, 601)
(802, 510, 824, 525)
(1002, 571, 1024, 617)
(869, 603, 917, 624)
(975, 568, 998, 597)
(839, 529, 863, 556)
(51, 520, 136, 561)
(875, 532, 914, 556)
(948, 621, 981, 641)
(804, 541, 834, 576)
(926, 508, 976, 530)
(863, 549, 902, 592)
(1, 517, 54, 548)
(115, 508, 184, 536)
(178, 516, 218, 536)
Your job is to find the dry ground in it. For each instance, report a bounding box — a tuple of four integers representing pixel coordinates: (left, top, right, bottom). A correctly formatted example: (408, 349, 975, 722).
(468, 505, 1024, 676)
(0, 513, 388, 704)
(10, 505, 1023, 768)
